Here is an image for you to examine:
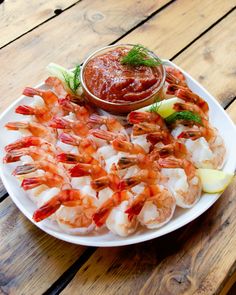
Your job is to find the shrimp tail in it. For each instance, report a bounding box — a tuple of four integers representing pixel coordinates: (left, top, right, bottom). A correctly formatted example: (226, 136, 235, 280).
(15, 105, 35, 115)
(117, 157, 138, 169)
(3, 150, 24, 163)
(5, 136, 42, 152)
(90, 129, 114, 141)
(21, 177, 43, 190)
(69, 163, 90, 177)
(5, 122, 28, 130)
(57, 153, 78, 163)
(33, 196, 61, 222)
(89, 114, 104, 125)
(22, 87, 39, 97)
(59, 133, 78, 146)
(13, 164, 37, 175)
(178, 130, 202, 140)
(91, 176, 110, 191)
(49, 117, 69, 129)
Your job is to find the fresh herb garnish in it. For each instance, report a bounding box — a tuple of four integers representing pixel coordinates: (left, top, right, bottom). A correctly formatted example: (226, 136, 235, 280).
(47, 63, 82, 96)
(63, 64, 81, 94)
(165, 111, 202, 125)
(149, 97, 162, 113)
(121, 44, 162, 67)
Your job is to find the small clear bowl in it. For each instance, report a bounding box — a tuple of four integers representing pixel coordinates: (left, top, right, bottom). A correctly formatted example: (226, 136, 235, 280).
(80, 44, 166, 115)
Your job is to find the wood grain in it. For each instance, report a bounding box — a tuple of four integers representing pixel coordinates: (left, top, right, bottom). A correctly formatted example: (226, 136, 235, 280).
(120, 0, 236, 107)
(0, 197, 86, 295)
(0, 0, 170, 115)
(0, 0, 80, 48)
(61, 8, 236, 295)
(226, 100, 236, 124)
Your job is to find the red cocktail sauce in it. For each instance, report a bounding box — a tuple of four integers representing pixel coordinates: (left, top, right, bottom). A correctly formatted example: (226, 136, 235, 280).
(83, 47, 163, 103)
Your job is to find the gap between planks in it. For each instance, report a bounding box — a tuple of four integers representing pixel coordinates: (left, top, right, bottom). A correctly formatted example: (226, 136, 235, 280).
(0, 0, 82, 50)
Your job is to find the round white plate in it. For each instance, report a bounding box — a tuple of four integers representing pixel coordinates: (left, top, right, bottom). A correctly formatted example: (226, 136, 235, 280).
(0, 60, 236, 247)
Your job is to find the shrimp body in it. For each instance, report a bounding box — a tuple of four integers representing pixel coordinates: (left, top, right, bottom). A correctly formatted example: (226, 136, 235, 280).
(159, 157, 201, 208)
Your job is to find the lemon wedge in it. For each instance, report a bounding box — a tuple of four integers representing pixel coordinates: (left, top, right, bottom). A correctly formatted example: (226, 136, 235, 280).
(197, 168, 234, 193)
(140, 97, 182, 118)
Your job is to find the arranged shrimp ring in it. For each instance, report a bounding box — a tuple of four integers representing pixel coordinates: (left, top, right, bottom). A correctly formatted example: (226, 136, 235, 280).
(3, 63, 226, 237)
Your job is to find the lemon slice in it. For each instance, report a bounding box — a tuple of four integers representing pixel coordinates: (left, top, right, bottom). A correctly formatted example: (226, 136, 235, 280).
(140, 97, 182, 118)
(197, 168, 234, 193)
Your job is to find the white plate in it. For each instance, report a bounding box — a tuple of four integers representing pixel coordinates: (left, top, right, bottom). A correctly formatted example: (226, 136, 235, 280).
(0, 60, 236, 247)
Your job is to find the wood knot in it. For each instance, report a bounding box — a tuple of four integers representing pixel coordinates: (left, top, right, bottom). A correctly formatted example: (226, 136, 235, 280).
(54, 8, 63, 15)
(87, 11, 105, 22)
(160, 271, 194, 293)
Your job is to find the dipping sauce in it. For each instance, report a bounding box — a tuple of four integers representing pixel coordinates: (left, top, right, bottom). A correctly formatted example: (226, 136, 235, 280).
(83, 47, 163, 103)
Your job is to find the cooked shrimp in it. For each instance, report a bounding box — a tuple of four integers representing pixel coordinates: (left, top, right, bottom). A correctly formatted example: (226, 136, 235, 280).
(112, 138, 146, 154)
(93, 190, 130, 227)
(89, 114, 128, 137)
(128, 111, 166, 128)
(33, 189, 96, 222)
(4, 146, 55, 163)
(174, 102, 208, 120)
(90, 173, 120, 191)
(57, 152, 98, 165)
(146, 130, 173, 145)
(15, 105, 53, 123)
(90, 129, 127, 141)
(5, 136, 51, 152)
(165, 66, 187, 87)
(13, 160, 65, 176)
(23, 87, 58, 106)
(117, 154, 154, 170)
(21, 172, 65, 190)
(69, 163, 107, 179)
(151, 142, 188, 159)
(49, 117, 89, 137)
(45, 77, 67, 97)
(5, 121, 56, 143)
(59, 133, 97, 154)
(132, 122, 161, 136)
(58, 98, 90, 122)
(119, 169, 160, 190)
(158, 157, 202, 208)
(126, 185, 176, 229)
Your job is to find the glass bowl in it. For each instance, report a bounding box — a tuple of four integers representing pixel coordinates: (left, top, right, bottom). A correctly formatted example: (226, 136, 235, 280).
(80, 44, 166, 115)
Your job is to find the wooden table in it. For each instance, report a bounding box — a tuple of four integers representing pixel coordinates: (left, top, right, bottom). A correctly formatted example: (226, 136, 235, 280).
(1, 0, 236, 294)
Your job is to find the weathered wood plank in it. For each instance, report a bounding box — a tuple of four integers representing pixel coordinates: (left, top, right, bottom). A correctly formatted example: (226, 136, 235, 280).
(227, 100, 236, 124)
(0, 0, 80, 48)
(0, 179, 6, 199)
(0, 0, 170, 115)
(121, 0, 236, 107)
(0, 197, 86, 295)
(61, 8, 236, 295)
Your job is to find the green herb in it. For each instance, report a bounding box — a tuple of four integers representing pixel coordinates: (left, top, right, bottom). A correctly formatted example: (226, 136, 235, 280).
(149, 97, 162, 113)
(121, 44, 162, 67)
(63, 64, 81, 94)
(165, 111, 202, 125)
(47, 63, 82, 96)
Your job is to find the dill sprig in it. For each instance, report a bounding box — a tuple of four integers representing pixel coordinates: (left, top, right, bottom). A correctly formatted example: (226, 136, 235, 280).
(165, 111, 202, 125)
(121, 44, 162, 67)
(63, 64, 81, 94)
(149, 97, 162, 113)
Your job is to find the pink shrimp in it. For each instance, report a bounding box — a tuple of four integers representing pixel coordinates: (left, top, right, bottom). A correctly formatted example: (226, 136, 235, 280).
(151, 142, 188, 159)
(5, 121, 56, 143)
(128, 111, 166, 128)
(117, 154, 157, 170)
(89, 114, 127, 135)
(49, 117, 89, 137)
(165, 67, 187, 87)
(119, 169, 160, 190)
(173, 102, 208, 120)
(146, 130, 173, 145)
(15, 105, 53, 123)
(57, 152, 98, 165)
(90, 173, 120, 191)
(93, 191, 129, 227)
(33, 189, 96, 222)
(45, 77, 67, 97)
(90, 129, 127, 141)
(59, 133, 97, 154)
(13, 160, 62, 176)
(4, 146, 55, 163)
(69, 163, 107, 179)
(132, 122, 161, 136)
(21, 172, 65, 190)
(5, 136, 50, 152)
(58, 98, 90, 122)
(23, 87, 58, 106)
